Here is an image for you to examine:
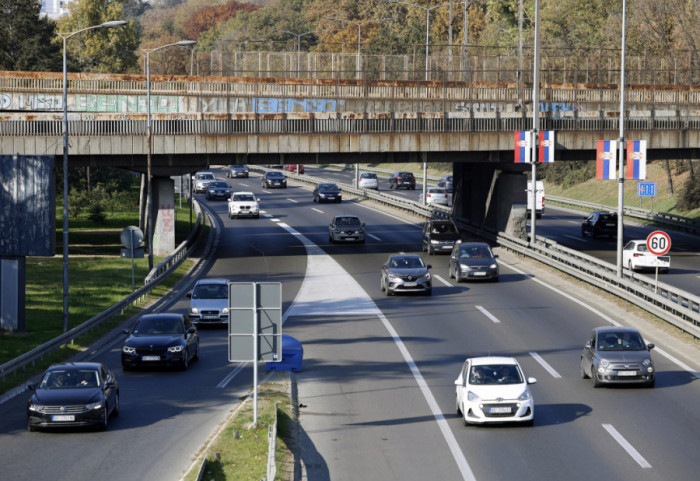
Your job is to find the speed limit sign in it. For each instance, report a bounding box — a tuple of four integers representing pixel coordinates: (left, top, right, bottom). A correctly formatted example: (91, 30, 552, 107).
(646, 231, 671, 256)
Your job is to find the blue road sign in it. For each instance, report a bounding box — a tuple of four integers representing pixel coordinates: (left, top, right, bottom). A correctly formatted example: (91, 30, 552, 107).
(638, 182, 656, 197)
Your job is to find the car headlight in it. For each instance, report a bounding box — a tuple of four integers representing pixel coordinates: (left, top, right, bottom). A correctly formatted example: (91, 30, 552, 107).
(122, 346, 136, 354)
(431, 239, 440, 244)
(600, 359, 609, 367)
(467, 390, 480, 402)
(86, 401, 103, 411)
(190, 307, 199, 314)
(517, 389, 531, 401)
(28, 402, 44, 412)
(222, 307, 229, 314)
(489, 263, 498, 269)
(642, 359, 652, 367)
(387, 274, 398, 281)
(422, 273, 431, 281)
(168, 345, 184, 353)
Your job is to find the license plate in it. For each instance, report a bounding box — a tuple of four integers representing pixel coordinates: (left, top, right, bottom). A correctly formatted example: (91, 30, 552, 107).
(489, 407, 512, 414)
(142, 355, 160, 361)
(404, 282, 417, 287)
(52, 415, 75, 422)
(203, 315, 218, 319)
(617, 370, 637, 376)
(473, 272, 487, 276)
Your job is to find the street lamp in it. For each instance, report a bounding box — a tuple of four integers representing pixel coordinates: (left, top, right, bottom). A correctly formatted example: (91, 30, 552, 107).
(143, 40, 197, 271)
(275, 29, 327, 77)
(324, 17, 395, 79)
(57, 19, 127, 332)
(384, 0, 464, 81)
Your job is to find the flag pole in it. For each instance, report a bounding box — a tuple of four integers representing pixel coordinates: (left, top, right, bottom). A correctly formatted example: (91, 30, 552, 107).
(616, 0, 627, 278)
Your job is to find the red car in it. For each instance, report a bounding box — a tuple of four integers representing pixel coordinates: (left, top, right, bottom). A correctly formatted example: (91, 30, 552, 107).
(283, 164, 304, 174)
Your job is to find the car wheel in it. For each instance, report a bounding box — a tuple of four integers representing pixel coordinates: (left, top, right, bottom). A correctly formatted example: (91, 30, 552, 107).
(329, 235, 334, 244)
(27, 422, 37, 432)
(380, 278, 385, 292)
(181, 349, 189, 371)
(428, 245, 434, 255)
(628, 261, 635, 272)
(100, 406, 109, 430)
(228, 211, 233, 219)
(522, 419, 535, 427)
(255, 214, 260, 219)
(592, 367, 602, 388)
(425, 289, 432, 296)
(581, 229, 587, 237)
(456, 397, 462, 416)
(647, 378, 655, 388)
(386, 287, 393, 297)
(193, 341, 200, 361)
(337, 199, 342, 203)
(580, 358, 589, 379)
(112, 392, 120, 417)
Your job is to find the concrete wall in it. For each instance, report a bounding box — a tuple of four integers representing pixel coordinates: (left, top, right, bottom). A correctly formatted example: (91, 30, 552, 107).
(152, 177, 176, 256)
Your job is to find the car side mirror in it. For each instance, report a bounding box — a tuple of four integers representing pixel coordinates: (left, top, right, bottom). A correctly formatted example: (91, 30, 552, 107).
(494, 254, 499, 258)
(28, 383, 36, 392)
(361, 223, 366, 228)
(186, 293, 192, 298)
(187, 327, 197, 335)
(426, 265, 432, 269)
(382, 264, 388, 269)
(454, 379, 462, 386)
(106, 381, 116, 388)
(647, 343, 655, 350)
(123, 329, 130, 335)
(584, 342, 591, 349)
(527, 377, 537, 385)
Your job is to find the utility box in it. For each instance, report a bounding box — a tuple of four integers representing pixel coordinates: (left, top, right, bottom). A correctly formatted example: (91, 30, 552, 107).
(266, 335, 303, 372)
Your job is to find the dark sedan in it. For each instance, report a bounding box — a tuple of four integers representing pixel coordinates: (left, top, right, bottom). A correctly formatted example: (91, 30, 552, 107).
(581, 326, 655, 387)
(27, 362, 119, 431)
(261, 171, 287, 188)
(448, 242, 499, 282)
(205, 180, 232, 200)
(121, 313, 200, 370)
(380, 253, 432, 296)
(313, 183, 342, 203)
(581, 211, 617, 238)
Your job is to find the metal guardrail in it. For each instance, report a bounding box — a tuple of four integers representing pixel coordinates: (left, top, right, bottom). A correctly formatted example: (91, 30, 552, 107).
(259, 166, 700, 338)
(0, 202, 205, 383)
(548, 195, 700, 234)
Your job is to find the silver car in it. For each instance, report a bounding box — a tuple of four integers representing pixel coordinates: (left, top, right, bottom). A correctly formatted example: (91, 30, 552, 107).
(187, 278, 229, 326)
(449, 242, 499, 282)
(580, 326, 655, 387)
(380, 253, 432, 296)
(328, 215, 366, 244)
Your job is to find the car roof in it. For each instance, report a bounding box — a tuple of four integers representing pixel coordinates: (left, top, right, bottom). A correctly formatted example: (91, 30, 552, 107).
(334, 215, 360, 220)
(594, 326, 640, 334)
(194, 278, 229, 285)
(266, 170, 284, 174)
(468, 356, 519, 366)
(459, 242, 490, 248)
(230, 164, 247, 168)
(139, 312, 185, 321)
(197, 171, 214, 175)
(47, 361, 104, 371)
(390, 253, 421, 259)
(232, 191, 254, 195)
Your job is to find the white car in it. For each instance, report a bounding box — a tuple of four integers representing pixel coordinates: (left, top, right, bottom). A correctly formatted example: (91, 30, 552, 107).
(187, 278, 229, 325)
(623, 239, 670, 273)
(357, 171, 379, 190)
(228, 191, 260, 219)
(194, 172, 216, 193)
(455, 356, 536, 426)
(420, 186, 451, 206)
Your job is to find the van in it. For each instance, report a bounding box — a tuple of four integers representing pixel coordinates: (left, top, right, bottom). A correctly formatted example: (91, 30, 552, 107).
(527, 181, 545, 218)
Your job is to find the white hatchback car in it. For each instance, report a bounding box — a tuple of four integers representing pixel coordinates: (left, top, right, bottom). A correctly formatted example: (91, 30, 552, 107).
(357, 171, 379, 190)
(623, 239, 670, 273)
(228, 191, 260, 219)
(420, 186, 452, 206)
(455, 356, 536, 426)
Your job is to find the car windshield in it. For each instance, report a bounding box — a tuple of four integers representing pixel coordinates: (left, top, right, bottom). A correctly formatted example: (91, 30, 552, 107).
(336, 217, 361, 226)
(192, 283, 228, 299)
(134, 317, 184, 335)
(40, 369, 100, 389)
(233, 194, 256, 201)
(390, 256, 425, 269)
(231, 165, 246, 170)
(597, 332, 645, 351)
(431, 222, 457, 234)
(267, 172, 284, 178)
(319, 184, 339, 192)
(209, 181, 228, 188)
(198, 174, 214, 180)
(459, 245, 493, 259)
(469, 364, 523, 385)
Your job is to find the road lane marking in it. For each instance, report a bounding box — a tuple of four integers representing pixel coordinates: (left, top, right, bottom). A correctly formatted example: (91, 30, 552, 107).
(217, 363, 246, 388)
(287, 198, 298, 203)
(433, 274, 452, 287)
(367, 233, 382, 241)
(529, 352, 562, 378)
(602, 424, 652, 469)
(564, 235, 583, 242)
(475, 305, 501, 323)
(311, 208, 324, 214)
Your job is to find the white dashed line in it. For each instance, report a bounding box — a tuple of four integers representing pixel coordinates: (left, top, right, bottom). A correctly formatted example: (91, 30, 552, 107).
(475, 305, 501, 323)
(433, 274, 452, 287)
(311, 208, 324, 214)
(287, 198, 298, 203)
(367, 234, 382, 241)
(529, 351, 562, 378)
(602, 424, 652, 469)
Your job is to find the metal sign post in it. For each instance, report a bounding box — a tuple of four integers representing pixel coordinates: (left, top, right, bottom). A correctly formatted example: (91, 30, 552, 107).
(120, 226, 144, 292)
(638, 182, 656, 210)
(646, 230, 671, 294)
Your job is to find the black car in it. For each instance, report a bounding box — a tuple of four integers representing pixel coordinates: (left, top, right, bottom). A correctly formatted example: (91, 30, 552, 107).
(582, 211, 618, 238)
(227, 164, 249, 178)
(27, 362, 119, 431)
(205, 180, 231, 200)
(380, 253, 432, 296)
(262, 171, 287, 188)
(437, 174, 453, 193)
(421, 219, 462, 255)
(121, 313, 200, 370)
(388, 171, 416, 190)
(449, 242, 499, 282)
(313, 183, 342, 203)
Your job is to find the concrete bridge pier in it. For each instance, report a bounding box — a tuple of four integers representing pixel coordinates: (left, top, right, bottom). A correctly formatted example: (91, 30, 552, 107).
(139, 176, 176, 258)
(453, 163, 528, 240)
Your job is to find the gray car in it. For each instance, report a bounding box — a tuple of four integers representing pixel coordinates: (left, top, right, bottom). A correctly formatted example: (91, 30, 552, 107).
(449, 242, 499, 282)
(580, 326, 655, 388)
(380, 253, 432, 296)
(187, 278, 229, 326)
(227, 164, 249, 178)
(328, 215, 366, 243)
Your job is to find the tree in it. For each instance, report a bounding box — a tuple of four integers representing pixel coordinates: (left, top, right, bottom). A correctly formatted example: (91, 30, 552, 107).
(0, 0, 62, 71)
(56, 0, 140, 74)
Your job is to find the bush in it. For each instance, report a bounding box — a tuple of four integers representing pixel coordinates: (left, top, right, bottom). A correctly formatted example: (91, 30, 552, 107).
(561, 164, 595, 188)
(87, 202, 107, 223)
(676, 173, 700, 211)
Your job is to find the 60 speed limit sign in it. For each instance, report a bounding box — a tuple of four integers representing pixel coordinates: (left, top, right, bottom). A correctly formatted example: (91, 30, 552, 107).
(646, 230, 671, 256)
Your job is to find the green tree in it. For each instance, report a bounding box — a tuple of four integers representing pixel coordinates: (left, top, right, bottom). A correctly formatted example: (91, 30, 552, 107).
(0, 0, 62, 71)
(56, 0, 140, 73)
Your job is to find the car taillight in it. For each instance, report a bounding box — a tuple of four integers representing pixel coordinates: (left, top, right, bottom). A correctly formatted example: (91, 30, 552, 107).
(633, 253, 644, 257)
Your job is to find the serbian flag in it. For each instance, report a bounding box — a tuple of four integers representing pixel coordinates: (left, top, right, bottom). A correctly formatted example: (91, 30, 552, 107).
(538, 131, 555, 163)
(596, 140, 618, 179)
(514, 131, 532, 163)
(626, 140, 647, 180)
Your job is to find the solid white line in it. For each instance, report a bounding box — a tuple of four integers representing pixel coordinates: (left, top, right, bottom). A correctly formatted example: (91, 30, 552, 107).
(311, 208, 324, 214)
(367, 233, 382, 241)
(529, 351, 562, 378)
(564, 235, 583, 242)
(475, 305, 501, 323)
(287, 198, 298, 203)
(434, 274, 452, 287)
(217, 363, 247, 388)
(602, 424, 652, 469)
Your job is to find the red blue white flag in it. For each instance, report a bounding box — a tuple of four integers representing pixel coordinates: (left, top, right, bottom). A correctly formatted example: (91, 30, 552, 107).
(538, 131, 555, 163)
(514, 131, 532, 163)
(596, 140, 618, 179)
(625, 140, 647, 180)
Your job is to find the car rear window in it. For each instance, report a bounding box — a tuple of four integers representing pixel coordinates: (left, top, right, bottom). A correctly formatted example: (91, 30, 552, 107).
(361, 173, 377, 179)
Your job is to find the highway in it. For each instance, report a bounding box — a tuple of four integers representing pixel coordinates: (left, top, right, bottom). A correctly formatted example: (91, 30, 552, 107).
(0, 167, 698, 481)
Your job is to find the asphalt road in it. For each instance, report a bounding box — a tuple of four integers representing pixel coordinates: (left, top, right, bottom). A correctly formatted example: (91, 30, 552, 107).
(0, 168, 698, 481)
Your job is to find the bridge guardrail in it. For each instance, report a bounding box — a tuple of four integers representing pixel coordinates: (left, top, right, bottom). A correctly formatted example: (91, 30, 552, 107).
(256, 166, 700, 338)
(0, 202, 206, 384)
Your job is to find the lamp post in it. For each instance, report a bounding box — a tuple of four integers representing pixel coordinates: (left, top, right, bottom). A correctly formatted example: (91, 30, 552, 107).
(275, 30, 327, 77)
(616, 0, 628, 277)
(143, 40, 197, 271)
(324, 17, 395, 79)
(57, 20, 127, 332)
(384, 0, 463, 81)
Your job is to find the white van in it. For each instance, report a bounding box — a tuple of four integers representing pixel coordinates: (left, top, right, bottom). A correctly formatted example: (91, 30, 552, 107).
(527, 181, 545, 218)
